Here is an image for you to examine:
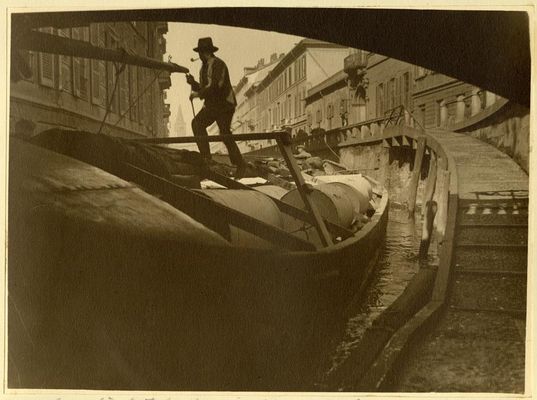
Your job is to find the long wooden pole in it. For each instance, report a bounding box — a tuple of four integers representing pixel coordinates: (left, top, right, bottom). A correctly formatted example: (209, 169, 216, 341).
(276, 138, 334, 247)
(124, 163, 316, 252)
(130, 131, 289, 144)
(13, 30, 189, 74)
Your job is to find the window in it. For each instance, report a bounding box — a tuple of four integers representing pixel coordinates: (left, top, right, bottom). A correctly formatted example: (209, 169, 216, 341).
(72, 27, 90, 99)
(387, 78, 395, 110)
(38, 27, 55, 88)
(340, 98, 347, 114)
(90, 24, 106, 107)
(327, 103, 334, 129)
(327, 103, 334, 118)
(118, 43, 129, 115)
(20, 50, 35, 82)
(436, 100, 443, 127)
(316, 108, 322, 123)
(58, 28, 73, 93)
(402, 72, 410, 108)
(301, 56, 306, 78)
(106, 30, 119, 113)
(376, 83, 384, 117)
(340, 98, 348, 126)
(129, 65, 138, 121)
(289, 65, 293, 86)
(419, 104, 426, 127)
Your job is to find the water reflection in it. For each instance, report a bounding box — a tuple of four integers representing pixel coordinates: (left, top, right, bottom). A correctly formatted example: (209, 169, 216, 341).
(316, 206, 438, 389)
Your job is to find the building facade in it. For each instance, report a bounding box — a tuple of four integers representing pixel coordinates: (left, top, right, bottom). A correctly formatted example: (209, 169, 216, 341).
(10, 21, 171, 139)
(254, 39, 349, 140)
(304, 49, 500, 133)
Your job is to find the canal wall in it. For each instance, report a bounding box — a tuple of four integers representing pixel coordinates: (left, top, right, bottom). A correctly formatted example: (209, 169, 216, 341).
(249, 142, 431, 212)
(452, 100, 530, 173)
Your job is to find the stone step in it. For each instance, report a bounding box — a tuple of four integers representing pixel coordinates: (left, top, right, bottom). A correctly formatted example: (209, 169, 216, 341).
(457, 225, 527, 245)
(455, 246, 528, 273)
(449, 273, 526, 312)
(458, 198, 528, 208)
(457, 212, 529, 225)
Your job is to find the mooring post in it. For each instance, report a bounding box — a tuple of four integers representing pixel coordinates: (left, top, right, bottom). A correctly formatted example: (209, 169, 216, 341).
(407, 136, 426, 218)
(421, 153, 437, 218)
(435, 169, 451, 241)
(419, 153, 438, 257)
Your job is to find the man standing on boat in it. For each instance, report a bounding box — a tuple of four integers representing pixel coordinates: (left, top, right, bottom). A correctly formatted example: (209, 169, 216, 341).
(186, 37, 248, 178)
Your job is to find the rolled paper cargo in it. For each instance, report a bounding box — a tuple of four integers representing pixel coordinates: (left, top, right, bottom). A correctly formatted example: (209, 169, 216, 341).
(314, 175, 373, 212)
(199, 189, 284, 249)
(281, 182, 359, 227)
(254, 185, 289, 200)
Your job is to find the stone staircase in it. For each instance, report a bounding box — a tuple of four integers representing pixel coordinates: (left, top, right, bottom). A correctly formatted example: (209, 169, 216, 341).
(391, 127, 528, 393)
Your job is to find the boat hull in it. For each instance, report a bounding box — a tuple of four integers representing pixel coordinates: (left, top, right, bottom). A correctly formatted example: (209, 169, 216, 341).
(8, 141, 389, 391)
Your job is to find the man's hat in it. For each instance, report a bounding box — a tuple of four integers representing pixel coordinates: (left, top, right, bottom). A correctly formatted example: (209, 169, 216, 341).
(193, 37, 219, 53)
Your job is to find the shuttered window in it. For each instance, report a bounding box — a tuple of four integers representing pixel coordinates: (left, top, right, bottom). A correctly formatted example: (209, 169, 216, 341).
(90, 24, 107, 107)
(402, 72, 410, 108)
(106, 30, 119, 113)
(58, 28, 73, 93)
(376, 83, 384, 117)
(72, 27, 90, 99)
(129, 65, 138, 121)
(90, 24, 100, 104)
(118, 50, 129, 116)
(98, 24, 106, 107)
(38, 27, 55, 88)
(21, 50, 35, 82)
(138, 67, 145, 125)
(387, 78, 395, 110)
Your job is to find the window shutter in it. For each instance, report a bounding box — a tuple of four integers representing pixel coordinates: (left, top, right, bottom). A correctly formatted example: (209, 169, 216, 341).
(72, 28, 81, 96)
(118, 67, 128, 115)
(394, 76, 403, 107)
(138, 67, 145, 125)
(106, 31, 118, 113)
(98, 25, 106, 107)
(58, 28, 73, 93)
(90, 24, 100, 105)
(129, 65, 139, 121)
(38, 27, 55, 88)
(77, 27, 90, 100)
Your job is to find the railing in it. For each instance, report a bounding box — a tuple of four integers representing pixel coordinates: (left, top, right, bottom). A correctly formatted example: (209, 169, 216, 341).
(293, 105, 421, 154)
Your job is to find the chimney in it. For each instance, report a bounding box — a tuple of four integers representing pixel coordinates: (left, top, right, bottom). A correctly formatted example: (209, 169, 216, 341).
(279, 53, 285, 58)
(257, 58, 265, 67)
(270, 53, 278, 62)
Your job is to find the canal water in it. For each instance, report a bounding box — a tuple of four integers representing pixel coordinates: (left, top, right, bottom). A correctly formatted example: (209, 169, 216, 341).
(313, 204, 439, 391)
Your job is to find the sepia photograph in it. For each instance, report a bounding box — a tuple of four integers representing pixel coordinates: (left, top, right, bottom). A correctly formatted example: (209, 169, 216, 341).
(4, 5, 533, 396)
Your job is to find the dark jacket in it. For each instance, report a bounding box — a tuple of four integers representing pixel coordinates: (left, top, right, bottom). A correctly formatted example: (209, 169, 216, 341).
(190, 56, 236, 111)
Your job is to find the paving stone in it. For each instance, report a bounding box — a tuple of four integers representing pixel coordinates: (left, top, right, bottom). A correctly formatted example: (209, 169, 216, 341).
(449, 273, 526, 311)
(397, 334, 525, 392)
(457, 225, 527, 245)
(455, 246, 528, 273)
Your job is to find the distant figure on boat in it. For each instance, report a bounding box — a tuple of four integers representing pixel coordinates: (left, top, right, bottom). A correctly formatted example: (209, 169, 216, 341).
(186, 37, 247, 178)
(294, 144, 311, 159)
